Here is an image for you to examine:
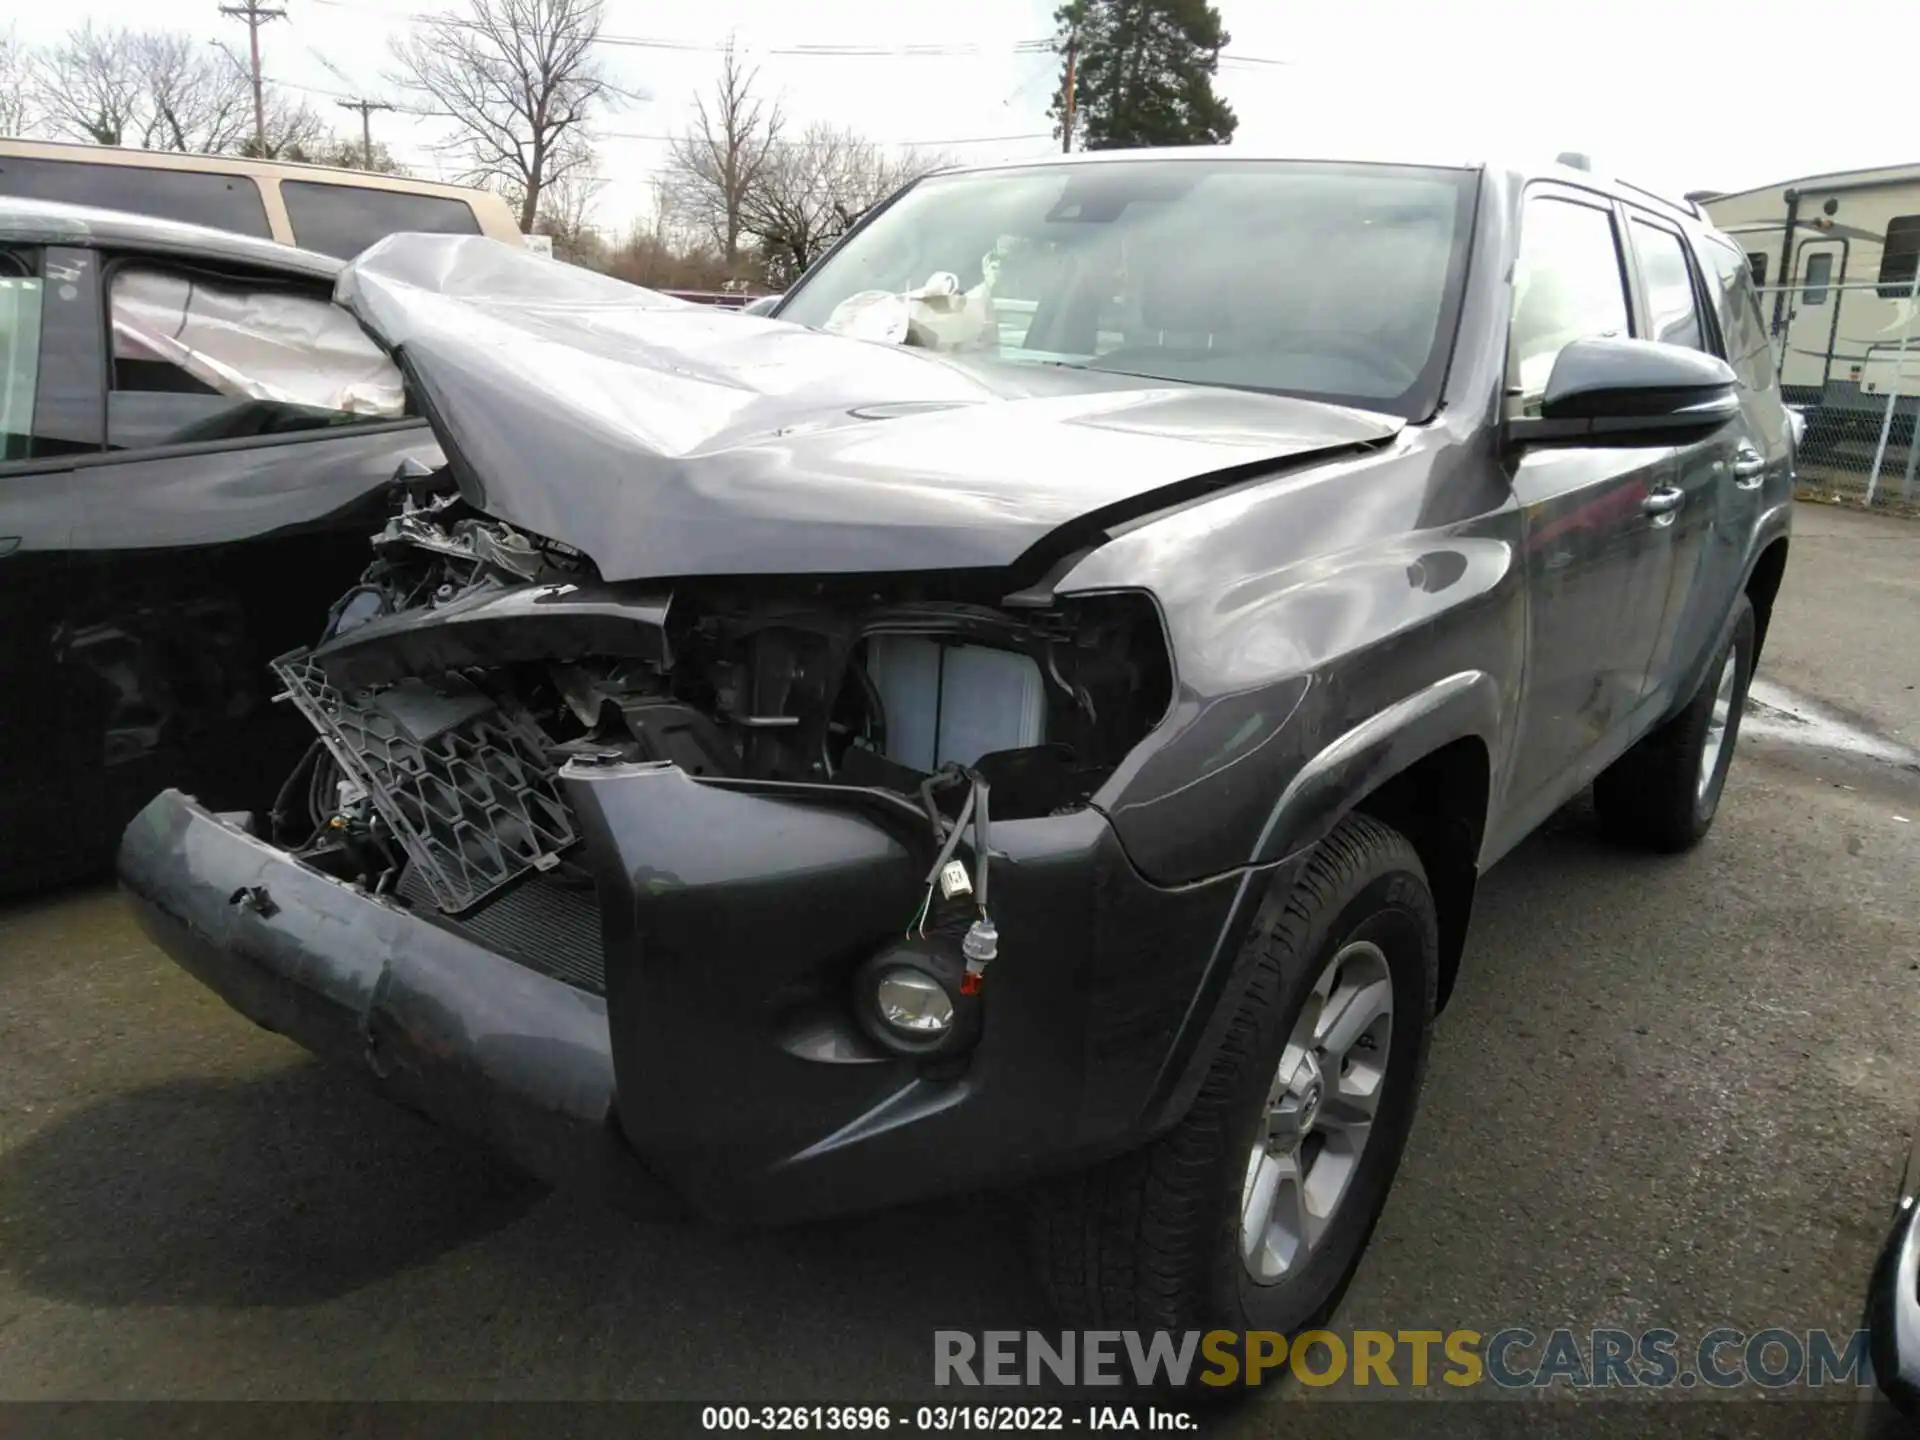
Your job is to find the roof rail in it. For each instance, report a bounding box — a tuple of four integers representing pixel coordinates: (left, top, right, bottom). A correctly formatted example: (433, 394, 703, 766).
(1617, 177, 1704, 221)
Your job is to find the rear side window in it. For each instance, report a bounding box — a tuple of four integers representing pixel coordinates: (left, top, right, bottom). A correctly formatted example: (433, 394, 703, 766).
(1629, 219, 1705, 351)
(1879, 214, 1920, 299)
(1703, 240, 1778, 391)
(282, 181, 482, 260)
(1507, 195, 1631, 412)
(0, 271, 40, 461)
(0, 156, 271, 238)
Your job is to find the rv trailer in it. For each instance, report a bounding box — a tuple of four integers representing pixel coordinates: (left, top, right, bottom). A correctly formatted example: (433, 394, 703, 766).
(1704, 163, 1920, 430)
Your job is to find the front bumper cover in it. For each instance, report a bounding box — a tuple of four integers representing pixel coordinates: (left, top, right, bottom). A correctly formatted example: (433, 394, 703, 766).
(122, 771, 1254, 1226)
(118, 792, 674, 1210)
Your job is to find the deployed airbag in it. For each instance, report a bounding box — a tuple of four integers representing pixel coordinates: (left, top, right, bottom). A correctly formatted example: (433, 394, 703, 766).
(112, 268, 405, 418)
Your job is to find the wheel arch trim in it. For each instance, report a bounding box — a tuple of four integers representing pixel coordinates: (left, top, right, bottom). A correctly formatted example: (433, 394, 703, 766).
(1144, 669, 1499, 1125)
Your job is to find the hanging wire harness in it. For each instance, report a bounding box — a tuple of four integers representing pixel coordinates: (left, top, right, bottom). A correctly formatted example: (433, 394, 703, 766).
(908, 764, 999, 993)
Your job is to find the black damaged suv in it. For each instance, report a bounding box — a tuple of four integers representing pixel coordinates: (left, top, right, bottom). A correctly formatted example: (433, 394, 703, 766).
(122, 150, 1793, 1339)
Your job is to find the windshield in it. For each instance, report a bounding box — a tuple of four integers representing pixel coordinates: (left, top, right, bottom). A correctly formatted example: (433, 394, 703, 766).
(778, 158, 1478, 419)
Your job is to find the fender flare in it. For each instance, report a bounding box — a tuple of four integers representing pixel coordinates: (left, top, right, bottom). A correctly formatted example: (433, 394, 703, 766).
(1247, 669, 1501, 870)
(1145, 669, 1501, 1122)
(1665, 520, 1792, 720)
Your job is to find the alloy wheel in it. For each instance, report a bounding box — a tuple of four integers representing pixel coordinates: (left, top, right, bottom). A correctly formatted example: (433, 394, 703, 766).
(1241, 939, 1394, 1284)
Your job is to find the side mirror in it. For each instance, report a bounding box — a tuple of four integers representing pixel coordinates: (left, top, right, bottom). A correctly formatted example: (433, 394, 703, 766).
(1507, 338, 1740, 448)
(742, 293, 784, 317)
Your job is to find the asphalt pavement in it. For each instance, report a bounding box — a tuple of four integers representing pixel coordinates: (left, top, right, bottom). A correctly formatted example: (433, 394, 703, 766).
(2, 501, 1918, 1424)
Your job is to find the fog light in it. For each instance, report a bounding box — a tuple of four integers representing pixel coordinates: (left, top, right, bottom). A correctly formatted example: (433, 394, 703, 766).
(874, 968, 954, 1035)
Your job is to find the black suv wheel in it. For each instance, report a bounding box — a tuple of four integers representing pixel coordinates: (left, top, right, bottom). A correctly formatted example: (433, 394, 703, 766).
(1594, 595, 1756, 853)
(1029, 814, 1437, 1345)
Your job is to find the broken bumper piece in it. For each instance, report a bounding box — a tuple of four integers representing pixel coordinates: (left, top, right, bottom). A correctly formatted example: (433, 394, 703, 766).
(120, 772, 1250, 1226)
(117, 789, 674, 1211)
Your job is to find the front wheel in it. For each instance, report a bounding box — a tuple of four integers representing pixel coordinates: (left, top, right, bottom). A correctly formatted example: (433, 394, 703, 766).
(1029, 814, 1438, 1343)
(1594, 595, 1756, 853)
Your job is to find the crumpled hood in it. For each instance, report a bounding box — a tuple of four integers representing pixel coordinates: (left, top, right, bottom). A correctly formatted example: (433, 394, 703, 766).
(336, 234, 1404, 582)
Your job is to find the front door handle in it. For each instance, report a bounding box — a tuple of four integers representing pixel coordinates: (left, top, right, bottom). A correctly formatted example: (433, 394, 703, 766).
(1642, 487, 1684, 523)
(1732, 445, 1767, 488)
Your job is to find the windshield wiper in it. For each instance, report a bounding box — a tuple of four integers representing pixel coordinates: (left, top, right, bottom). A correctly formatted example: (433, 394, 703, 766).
(1036, 360, 1292, 397)
(1036, 359, 1196, 386)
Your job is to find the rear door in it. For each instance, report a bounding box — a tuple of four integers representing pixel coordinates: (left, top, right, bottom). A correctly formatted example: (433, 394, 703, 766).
(1782, 236, 1844, 397)
(1502, 188, 1679, 812)
(1620, 210, 1742, 705)
(1702, 235, 1793, 584)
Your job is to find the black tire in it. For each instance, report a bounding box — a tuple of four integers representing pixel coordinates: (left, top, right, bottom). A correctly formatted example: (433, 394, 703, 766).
(1593, 595, 1756, 854)
(1029, 814, 1438, 1349)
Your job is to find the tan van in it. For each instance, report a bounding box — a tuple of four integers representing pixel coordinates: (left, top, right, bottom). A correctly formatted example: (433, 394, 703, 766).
(0, 138, 525, 260)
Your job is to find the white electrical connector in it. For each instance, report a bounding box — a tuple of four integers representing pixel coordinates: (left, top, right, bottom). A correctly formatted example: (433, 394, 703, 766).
(939, 860, 973, 899)
(960, 916, 999, 995)
(962, 916, 998, 964)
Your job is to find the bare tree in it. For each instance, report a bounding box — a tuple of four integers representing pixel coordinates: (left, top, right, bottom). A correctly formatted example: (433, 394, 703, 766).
(533, 156, 605, 264)
(240, 96, 328, 159)
(665, 40, 781, 272)
(138, 33, 253, 154)
(741, 124, 947, 286)
(291, 132, 409, 173)
(0, 28, 31, 137)
(32, 22, 145, 146)
(391, 0, 617, 231)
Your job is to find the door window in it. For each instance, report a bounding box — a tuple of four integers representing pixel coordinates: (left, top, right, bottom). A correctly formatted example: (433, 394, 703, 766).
(1703, 239, 1777, 391)
(281, 181, 483, 260)
(0, 267, 40, 461)
(1878, 215, 1920, 299)
(106, 265, 406, 450)
(1630, 220, 1706, 351)
(0, 156, 272, 237)
(1801, 251, 1833, 306)
(1508, 196, 1632, 413)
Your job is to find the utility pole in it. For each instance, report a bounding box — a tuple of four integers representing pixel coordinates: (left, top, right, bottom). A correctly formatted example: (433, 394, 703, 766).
(1061, 28, 1078, 154)
(336, 98, 394, 168)
(219, 0, 287, 155)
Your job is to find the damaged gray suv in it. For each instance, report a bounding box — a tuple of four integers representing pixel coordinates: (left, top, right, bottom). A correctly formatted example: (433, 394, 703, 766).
(122, 151, 1794, 1342)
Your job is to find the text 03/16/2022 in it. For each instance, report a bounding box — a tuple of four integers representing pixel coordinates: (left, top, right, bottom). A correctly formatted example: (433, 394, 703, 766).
(699, 1406, 1196, 1431)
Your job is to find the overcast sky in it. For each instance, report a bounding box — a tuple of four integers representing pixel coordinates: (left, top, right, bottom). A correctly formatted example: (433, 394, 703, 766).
(15, 0, 1913, 233)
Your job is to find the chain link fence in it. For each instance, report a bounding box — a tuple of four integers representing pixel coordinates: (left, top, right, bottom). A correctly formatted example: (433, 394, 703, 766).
(1755, 276, 1920, 512)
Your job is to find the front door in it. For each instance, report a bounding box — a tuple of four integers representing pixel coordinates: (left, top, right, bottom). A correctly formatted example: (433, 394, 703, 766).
(1501, 189, 1679, 816)
(60, 250, 437, 866)
(0, 246, 94, 891)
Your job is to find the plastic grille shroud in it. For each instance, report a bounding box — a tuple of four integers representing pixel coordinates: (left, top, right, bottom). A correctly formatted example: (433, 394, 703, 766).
(272, 651, 577, 915)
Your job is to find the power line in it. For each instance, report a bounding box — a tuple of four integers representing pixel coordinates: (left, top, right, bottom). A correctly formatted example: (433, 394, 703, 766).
(297, 2, 1289, 65)
(598, 129, 1051, 147)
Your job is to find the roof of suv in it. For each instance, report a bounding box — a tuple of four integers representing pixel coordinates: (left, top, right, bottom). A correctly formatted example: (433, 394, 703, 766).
(0, 195, 341, 280)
